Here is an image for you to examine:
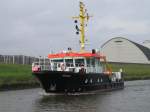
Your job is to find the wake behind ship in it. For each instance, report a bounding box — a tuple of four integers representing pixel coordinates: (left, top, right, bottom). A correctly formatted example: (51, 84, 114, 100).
(32, 2, 124, 94)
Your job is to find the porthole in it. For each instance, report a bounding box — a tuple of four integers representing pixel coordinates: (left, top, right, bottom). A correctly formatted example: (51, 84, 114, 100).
(90, 79, 93, 83)
(85, 78, 88, 84)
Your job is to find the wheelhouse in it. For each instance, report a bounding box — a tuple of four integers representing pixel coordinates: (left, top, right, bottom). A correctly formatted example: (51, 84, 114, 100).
(32, 52, 106, 73)
(48, 52, 104, 73)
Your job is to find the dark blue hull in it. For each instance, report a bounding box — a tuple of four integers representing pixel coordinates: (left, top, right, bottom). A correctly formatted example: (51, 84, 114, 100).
(33, 71, 124, 93)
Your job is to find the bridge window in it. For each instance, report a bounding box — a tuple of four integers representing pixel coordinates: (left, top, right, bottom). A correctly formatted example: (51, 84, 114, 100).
(65, 59, 73, 67)
(75, 59, 84, 67)
(51, 59, 63, 62)
(86, 58, 90, 67)
(91, 58, 95, 67)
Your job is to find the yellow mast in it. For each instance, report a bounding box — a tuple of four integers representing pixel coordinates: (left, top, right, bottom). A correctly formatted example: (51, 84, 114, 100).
(73, 2, 91, 52)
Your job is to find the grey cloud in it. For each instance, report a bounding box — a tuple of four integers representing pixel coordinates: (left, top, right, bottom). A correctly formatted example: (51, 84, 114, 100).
(0, 0, 150, 56)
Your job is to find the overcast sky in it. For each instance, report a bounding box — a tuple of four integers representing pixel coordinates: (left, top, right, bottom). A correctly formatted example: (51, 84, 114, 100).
(0, 0, 150, 56)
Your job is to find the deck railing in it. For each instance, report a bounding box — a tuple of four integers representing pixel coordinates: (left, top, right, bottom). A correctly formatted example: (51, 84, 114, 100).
(32, 61, 102, 73)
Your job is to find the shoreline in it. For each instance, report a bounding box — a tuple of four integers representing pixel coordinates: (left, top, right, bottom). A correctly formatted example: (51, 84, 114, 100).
(125, 77, 150, 81)
(0, 82, 40, 91)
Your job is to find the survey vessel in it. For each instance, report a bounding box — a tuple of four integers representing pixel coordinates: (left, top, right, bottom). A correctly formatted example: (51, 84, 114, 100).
(32, 2, 124, 94)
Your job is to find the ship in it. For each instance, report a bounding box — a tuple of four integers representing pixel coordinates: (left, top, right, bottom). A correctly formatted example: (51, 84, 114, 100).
(32, 2, 124, 94)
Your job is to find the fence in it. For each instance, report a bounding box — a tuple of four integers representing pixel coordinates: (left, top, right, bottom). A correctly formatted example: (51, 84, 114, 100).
(0, 55, 40, 65)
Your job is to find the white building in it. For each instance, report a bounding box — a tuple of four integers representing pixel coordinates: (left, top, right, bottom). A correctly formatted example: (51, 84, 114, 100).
(101, 37, 150, 64)
(143, 40, 150, 49)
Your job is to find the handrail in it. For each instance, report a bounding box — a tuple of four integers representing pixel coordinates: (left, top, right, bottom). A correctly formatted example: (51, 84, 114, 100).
(32, 61, 102, 73)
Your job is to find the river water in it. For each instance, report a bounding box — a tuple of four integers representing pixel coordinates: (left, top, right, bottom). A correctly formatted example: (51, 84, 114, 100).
(0, 80, 150, 112)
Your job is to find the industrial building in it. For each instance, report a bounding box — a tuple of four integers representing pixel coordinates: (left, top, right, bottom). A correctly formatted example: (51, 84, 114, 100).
(0, 55, 39, 65)
(101, 37, 150, 64)
(143, 40, 150, 49)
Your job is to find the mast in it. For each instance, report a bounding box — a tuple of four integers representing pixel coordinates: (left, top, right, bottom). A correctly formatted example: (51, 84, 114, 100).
(73, 1, 91, 52)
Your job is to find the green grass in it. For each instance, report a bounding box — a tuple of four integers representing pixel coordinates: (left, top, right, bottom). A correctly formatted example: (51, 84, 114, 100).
(0, 64, 36, 87)
(110, 63, 150, 80)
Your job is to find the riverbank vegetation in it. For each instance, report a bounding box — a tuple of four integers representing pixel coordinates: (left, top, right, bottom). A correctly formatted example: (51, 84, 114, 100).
(0, 63, 150, 90)
(0, 64, 38, 90)
(110, 63, 150, 80)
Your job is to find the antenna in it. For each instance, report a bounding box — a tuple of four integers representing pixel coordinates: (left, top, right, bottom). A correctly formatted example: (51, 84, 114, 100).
(72, 1, 92, 52)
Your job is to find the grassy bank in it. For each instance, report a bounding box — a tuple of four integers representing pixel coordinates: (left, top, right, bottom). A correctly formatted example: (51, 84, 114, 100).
(0, 63, 150, 90)
(0, 64, 38, 90)
(110, 63, 150, 81)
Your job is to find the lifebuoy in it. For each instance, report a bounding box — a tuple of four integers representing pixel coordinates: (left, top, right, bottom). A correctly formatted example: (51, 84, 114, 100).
(60, 63, 65, 71)
(32, 65, 41, 72)
(79, 68, 85, 74)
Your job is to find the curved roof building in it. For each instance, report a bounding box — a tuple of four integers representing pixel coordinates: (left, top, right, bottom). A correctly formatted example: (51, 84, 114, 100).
(101, 37, 150, 64)
(143, 40, 150, 49)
